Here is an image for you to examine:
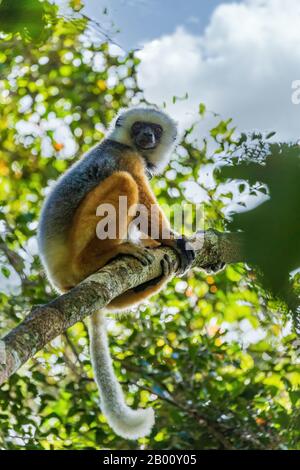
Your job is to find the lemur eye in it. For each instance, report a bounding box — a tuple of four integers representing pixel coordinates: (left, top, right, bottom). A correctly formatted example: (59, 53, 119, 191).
(115, 117, 122, 127)
(131, 121, 143, 134)
(131, 122, 163, 138)
(153, 124, 163, 139)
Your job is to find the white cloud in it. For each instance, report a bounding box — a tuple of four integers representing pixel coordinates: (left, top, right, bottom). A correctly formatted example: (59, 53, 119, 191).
(137, 0, 300, 141)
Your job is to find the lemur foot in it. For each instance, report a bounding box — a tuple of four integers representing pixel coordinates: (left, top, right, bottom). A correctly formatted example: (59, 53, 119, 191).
(118, 242, 155, 266)
(172, 236, 195, 276)
(133, 253, 173, 292)
(160, 253, 173, 278)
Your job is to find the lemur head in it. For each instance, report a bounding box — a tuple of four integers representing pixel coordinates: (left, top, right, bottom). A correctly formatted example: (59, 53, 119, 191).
(109, 107, 178, 173)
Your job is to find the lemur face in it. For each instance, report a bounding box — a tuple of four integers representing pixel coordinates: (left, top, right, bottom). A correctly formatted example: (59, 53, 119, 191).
(130, 121, 163, 150)
(112, 107, 177, 173)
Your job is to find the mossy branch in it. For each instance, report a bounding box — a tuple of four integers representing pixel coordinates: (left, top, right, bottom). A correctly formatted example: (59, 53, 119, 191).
(0, 230, 244, 385)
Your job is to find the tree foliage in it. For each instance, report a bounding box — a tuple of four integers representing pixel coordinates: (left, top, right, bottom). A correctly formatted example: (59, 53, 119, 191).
(220, 143, 300, 318)
(0, 2, 300, 450)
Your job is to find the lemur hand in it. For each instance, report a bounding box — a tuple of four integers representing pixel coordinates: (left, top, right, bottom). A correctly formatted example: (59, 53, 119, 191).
(171, 236, 195, 276)
(133, 253, 174, 292)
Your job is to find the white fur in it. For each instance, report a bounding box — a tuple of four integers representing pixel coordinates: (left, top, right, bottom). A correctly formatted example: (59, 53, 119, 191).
(108, 106, 178, 173)
(89, 310, 155, 440)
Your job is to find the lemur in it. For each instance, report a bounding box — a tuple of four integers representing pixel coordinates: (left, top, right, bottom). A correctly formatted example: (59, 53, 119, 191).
(38, 107, 195, 440)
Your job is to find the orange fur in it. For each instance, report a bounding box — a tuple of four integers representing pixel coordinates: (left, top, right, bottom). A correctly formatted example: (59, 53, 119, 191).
(59, 152, 172, 307)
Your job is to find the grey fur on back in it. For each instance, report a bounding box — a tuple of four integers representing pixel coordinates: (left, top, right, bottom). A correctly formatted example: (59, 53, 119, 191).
(38, 140, 130, 252)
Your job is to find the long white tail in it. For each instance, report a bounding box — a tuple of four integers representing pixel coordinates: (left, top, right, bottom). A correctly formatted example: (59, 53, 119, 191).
(88, 310, 155, 440)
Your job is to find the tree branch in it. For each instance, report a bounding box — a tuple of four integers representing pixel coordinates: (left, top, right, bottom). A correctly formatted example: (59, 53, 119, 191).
(0, 229, 244, 385)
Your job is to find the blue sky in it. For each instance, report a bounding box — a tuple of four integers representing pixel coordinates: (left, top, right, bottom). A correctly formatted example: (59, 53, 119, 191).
(69, 0, 300, 142)
(83, 0, 239, 50)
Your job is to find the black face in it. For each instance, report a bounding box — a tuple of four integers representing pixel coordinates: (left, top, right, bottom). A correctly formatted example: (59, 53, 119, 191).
(131, 121, 163, 150)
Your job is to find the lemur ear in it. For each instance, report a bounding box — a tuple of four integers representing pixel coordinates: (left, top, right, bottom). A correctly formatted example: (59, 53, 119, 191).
(115, 116, 122, 127)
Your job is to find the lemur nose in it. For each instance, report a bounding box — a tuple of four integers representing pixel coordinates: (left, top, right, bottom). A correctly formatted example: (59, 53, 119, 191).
(143, 130, 153, 138)
(143, 131, 155, 143)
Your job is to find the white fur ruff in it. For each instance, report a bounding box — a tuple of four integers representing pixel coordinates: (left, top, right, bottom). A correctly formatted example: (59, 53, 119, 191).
(108, 106, 178, 173)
